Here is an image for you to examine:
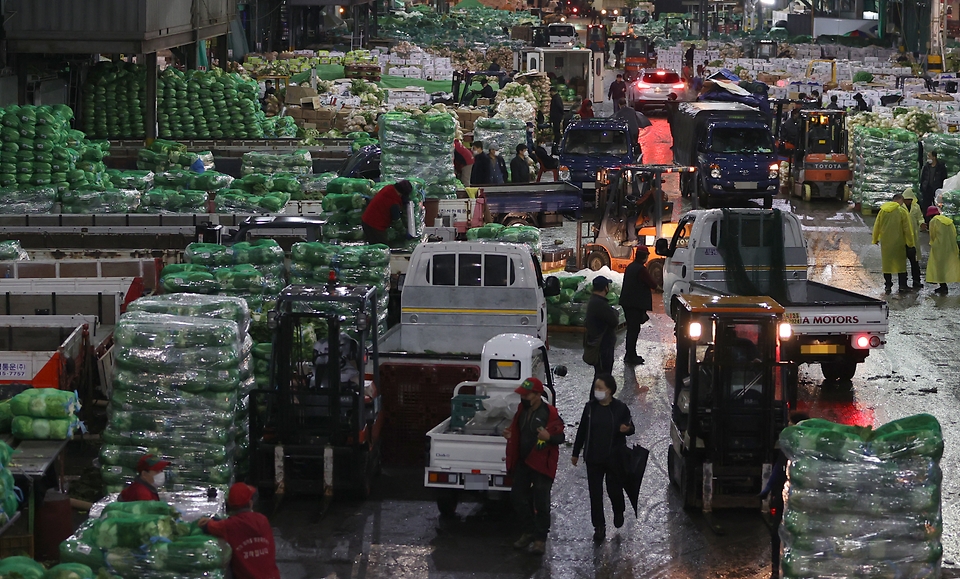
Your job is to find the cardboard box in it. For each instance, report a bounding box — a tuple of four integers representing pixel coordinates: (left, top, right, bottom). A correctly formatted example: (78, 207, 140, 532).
(300, 96, 322, 110)
(314, 119, 334, 131)
(476, 98, 491, 106)
(286, 106, 304, 119)
(285, 86, 318, 105)
(315, 106, 338, 120)
(302, 109, 319, 121)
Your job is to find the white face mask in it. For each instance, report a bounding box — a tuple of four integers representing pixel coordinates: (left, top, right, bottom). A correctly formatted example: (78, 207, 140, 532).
(152, 472, 166, 488)
(593, 390, 608, 401)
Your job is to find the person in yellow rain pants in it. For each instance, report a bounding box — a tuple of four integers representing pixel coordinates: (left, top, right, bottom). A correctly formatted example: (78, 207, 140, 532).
(925, 206, 960, 295)
(871, 193, 915, 294)
(902, 188, 924, 289)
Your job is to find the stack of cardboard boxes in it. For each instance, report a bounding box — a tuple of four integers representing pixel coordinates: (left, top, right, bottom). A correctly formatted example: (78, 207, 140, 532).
(382, 51, 454, 81)
(455, 109, 486, 134)
(284, 86, 338, 131)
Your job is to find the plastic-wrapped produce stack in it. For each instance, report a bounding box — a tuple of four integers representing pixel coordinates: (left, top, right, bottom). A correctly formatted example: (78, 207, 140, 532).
(937, 190, 960, 241)
(473, 117, 527, 179)
(241, 150, 313, 176)
(100, 311, 243, 493)
(0, 442, 19, 525)
(290, 242, 391, 335)
(176, 241, 286, 314)
(215, 172, 296, 213)
(125, 294, 255, 485)
(922, 133, 960, 176)
(467, 223, 543, 260)
(779, 414, 943, 579)
(379, 110, 458, 199)
(851, 127, 919, 211)
(379, 178, 426, 250)
(61, 189, 141, 214)
(81, 61, 146, 140)
(137, 139, 215, 174)
(0, 240, 28, 261)
(60, 500, 231, 578)
(321, 178, 375, 242)
(9, 388, 81, 440)
(545, 275, 623, 327)
(158, 68, 265, 139)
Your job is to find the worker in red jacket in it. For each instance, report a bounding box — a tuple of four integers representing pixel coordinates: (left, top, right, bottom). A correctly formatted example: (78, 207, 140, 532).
(118, 454, 169, 502)
(361, 180, 413, 245)
(503, 377, 564, 556)
(199, 483, 281, 579)
(454, 139, 474, 186)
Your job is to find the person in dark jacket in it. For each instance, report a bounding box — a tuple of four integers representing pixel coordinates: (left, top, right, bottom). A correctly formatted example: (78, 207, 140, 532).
(550, 87, 565, 147)
(482, 142, 508, 185)
(471, 141, 490, 185)
(584, 276, 620, 379)
(511, 144, 531, 183)
(620, 247, 658, 365)
(608, 75, 627, 112)
(920, 150, 949, 213)
(572, 373, 635, 543)
(614, 39, 625, 69)
(614, 98, 640, 146)
(503, 377, 565, 556)
(760, 411, 810, 579)
(853, 93, 871, 112)
(479, 77, 496, 101)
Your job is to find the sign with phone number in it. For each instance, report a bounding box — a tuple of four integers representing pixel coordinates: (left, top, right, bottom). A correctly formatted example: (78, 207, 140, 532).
(0, 363, 28, 378)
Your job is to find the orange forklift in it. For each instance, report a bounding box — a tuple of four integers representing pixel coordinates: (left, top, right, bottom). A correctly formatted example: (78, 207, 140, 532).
(623, 36, 656, 82)
(578, 164, 695, 288)
(774, 102, 852, 202)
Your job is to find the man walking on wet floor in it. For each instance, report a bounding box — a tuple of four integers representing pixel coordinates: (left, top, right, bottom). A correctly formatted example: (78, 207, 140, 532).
(871, 193, 915, 294)
(620, 247, 658, 365)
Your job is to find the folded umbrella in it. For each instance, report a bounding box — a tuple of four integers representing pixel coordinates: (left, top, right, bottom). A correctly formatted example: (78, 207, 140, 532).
(622, 444, 650, 516)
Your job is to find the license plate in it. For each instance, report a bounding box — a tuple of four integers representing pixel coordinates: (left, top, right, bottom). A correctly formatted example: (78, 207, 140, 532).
(734, 182, 758, 190)
(582, 182, 596, 189)
(464, 474, 488, 490)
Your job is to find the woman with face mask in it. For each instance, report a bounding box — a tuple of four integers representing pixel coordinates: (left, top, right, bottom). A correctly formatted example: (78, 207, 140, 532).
(118, 453, 170, 502)
(571, 374, 635, 543)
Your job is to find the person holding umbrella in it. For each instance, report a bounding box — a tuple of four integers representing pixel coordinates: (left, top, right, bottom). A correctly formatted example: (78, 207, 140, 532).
(571, 373, 635, 543)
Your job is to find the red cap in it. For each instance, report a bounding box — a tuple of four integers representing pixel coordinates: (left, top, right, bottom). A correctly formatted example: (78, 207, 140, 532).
(136, 454, 170, 473)
(927, 206, 941, 217)
(227, 483, 257, 508)
(514, 377, 545, 396)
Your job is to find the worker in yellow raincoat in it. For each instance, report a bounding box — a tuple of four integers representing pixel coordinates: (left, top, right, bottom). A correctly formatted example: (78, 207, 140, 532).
(925, 206, 960, 295)
(871, 193, 915, 294)
(902, 188, 924, 289)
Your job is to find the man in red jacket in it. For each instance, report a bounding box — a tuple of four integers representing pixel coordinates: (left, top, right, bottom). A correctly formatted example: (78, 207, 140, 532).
(361, 180, 413, 244)
(503, 377, 564, 556)
(199, 483, 281, 579)
(118, 454, 168, 502)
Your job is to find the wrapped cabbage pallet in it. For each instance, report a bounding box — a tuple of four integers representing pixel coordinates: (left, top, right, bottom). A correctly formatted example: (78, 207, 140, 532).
(779, 414, 943, 579)
(60, 500, 231, 579)
(851, 127, 919, 211)
(100, 311, 244, 492)
(9, 388, 81, 440)
(379, 110, 458, 199)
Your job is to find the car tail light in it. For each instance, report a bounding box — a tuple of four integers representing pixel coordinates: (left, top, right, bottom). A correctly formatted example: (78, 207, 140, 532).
(672, 83, 685, 89)
(637, 81, 650, 88)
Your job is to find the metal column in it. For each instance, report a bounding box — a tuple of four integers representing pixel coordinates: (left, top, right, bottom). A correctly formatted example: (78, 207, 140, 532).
(145, 52, 158, 143)
(216, 34, 229, 67)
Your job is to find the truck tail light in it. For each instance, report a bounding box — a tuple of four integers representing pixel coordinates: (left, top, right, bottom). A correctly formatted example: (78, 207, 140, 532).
(428, 472, 458, 485)
(853, 334, 881, 349)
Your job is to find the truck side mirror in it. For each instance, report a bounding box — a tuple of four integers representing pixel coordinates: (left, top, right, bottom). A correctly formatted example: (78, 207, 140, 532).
(655, 237, 673, 257)
(543, 275, 561, 297)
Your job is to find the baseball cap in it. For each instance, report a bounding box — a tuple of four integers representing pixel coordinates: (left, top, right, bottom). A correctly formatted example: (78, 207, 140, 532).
(227, 482, 257, 508)
(137, 454, 170, 473)
(488, 142, 500, 151)
(927, 206, 941, 217)
(514, 376, 545, 396)
(592, 276, 611, 291)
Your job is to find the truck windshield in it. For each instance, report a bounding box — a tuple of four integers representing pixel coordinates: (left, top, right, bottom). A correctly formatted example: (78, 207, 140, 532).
(709, 127, 773, 154)
(626, 39, 649, 57)
(564, 130, 629, 156)
(550, 25, 576, 37)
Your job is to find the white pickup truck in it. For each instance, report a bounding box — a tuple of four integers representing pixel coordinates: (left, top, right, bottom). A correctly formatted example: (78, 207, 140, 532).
(656, 208, 889, 384)
(424, 333, 559, 515)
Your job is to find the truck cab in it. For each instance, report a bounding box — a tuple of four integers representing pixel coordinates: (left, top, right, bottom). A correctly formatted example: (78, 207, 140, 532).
(547, 23, 578, 47)
(425, 333, 556, 515)
(668, 294, 791, 511)
(558, 119, 642, 200)
(670, 102, 779, 209)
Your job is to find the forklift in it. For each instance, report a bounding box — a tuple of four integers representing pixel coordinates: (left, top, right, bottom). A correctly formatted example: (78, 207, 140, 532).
(623, 36, 656, 82)
(667, 294, 792, 513)
(577, 164, 694, 287)
(587, 24, 608, 63)
(452, 70, 511, 106)
(773, 101, 851, 202)
(752, 40, 778, 60)
(251, 284, 383, 505)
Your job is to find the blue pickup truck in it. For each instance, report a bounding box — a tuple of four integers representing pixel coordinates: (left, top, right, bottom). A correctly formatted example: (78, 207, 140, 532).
(558, 119, 642, 206)
(669, 102, 778, 209)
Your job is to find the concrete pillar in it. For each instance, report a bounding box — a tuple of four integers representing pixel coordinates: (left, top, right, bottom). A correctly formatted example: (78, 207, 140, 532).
(145, 52, 158, 143)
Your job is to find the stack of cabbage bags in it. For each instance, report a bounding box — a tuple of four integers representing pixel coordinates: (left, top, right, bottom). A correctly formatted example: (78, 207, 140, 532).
(779, 414, 943, 579)
(379, 178, 426, 251)
(922, 133, 960, 176)
(60, 189, 141, 214)
(379, 110, 458, 199)
(467, 223, 542, 260)
(937, 190, 960, 240)
(215, 172, 296, 213)
(0, 185, 58, 214)
(124, 294, 255, 486)
(290, 242, 391, 334)
(851, 127, 919, 211)
(100, 311, 243, 492)
(321, 178, 374, 242)
(137, 139, 215, 174)
(296, 172, 337, 201)
(60, 500, 231, 579)
(10, 388, 81, 440)
(241, 150, 313, 176)
(158, 68, 265, 140)
(0, 104, 105, 202)
(474, 117, 527, 180)
(0, 240, 28, 261)
(545, 274, 623, 327)
(0, 442, 19, 525)
(80, 61, 146, 140)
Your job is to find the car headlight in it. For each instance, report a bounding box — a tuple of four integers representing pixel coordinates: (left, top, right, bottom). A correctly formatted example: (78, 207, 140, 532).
(768, 163, 779, 180)
(559, 166, 570, 181)
(709, 164, 721, 179)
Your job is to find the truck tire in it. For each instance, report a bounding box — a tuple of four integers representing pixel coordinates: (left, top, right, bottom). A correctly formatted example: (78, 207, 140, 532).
(437, 489, 460, 517)
(680, 173, 692, 198)
(821, 360, 857, 383)
(763, 195, 773, 209)
(646, 258, 664, 291)
(502, 214, 536, 227)
(587, 250, 611, 271)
